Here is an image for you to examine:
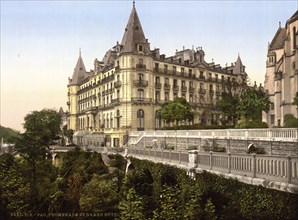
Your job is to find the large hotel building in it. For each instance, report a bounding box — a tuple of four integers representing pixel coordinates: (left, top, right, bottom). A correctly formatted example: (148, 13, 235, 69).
(67, 4, 247, 147)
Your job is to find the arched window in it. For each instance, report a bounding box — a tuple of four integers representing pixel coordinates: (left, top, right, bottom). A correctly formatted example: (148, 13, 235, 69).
(137, 109, 145, 131)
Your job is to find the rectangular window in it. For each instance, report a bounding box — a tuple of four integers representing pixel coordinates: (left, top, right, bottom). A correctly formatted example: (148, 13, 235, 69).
(181, 68, 185, 76)
(155, 91, 160, 102)
(164, 64, 168, 73)
(155, 63, 159, 72)
(173, 66, 176, 74)
(165, 92, 169, 101)
(270, 115, 275, 124)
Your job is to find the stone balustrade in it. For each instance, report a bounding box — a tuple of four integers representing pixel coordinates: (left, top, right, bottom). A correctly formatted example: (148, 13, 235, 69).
(124, 147, 298, 193)
(129, 128, 298, 142)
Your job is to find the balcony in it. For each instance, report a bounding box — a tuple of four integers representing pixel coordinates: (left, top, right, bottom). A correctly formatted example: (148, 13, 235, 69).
(164, 83, 171, 90)
(173, 85, 179, 91)
(115, 66, 120, 73)
(131, 97, 152, 104)
(133, 80, 148, 87)
(216, 91, 221, 95)
(199, 75, 205, 80)
(114, 81, 122, 88)
(136, 63, 146, 70)
(181, 86, 187, 92)
(155, 82, 162, 89)
(111, 98, 120, 105)
(189, 87, 195, 93)
(199, 88, 206, 94)
(209, 90, 214, 94)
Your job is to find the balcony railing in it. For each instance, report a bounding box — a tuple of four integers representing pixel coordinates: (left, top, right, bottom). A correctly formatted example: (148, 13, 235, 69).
(209, 90, 214, 94)
(131, 97, 152, 103)
(199, 88, 206, 94)
(133, 80, 148, 87)
(181, 86, 187, 92)
(173, 85, 179, 91)
(155, 82, 162, 89)
(164, 83, 171, 90)
(199, 75, 205, 80)
(189, 87, 195, 93)
(111, 98, 120, 104)
(114, 81, 122, 88)
(136, 63, 146, 70)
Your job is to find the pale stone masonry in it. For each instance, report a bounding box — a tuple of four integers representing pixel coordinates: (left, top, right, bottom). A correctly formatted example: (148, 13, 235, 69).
(67, 4, 247, 147)
(263, 10, 298, 127)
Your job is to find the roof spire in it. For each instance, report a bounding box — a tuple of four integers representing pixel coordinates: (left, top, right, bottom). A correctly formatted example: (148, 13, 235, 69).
(279, 21, 281, 28)
(79, 48, 81, 57)
(133, 0, 135, 8)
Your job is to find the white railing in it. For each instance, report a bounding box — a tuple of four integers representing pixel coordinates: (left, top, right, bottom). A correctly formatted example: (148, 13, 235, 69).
(125, 147, 298, 186)
(128, 128, 298, 146)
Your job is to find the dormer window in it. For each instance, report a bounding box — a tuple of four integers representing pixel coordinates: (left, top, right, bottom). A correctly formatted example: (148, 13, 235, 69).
(139, 45, 143, 52)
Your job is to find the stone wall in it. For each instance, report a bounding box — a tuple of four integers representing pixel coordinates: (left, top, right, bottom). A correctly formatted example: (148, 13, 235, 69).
(133, 135, 297, 155)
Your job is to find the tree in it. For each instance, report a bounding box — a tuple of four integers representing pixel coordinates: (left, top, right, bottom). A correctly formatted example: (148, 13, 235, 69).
(237, 86, 271, 122)
(158, 98, 194, 128)
(14, 109, 62, 211)
(79, 175, 118, 213)
(218, 92, 239, 127)
(0, 154, 30, 218)
(119, 188, 144, 220)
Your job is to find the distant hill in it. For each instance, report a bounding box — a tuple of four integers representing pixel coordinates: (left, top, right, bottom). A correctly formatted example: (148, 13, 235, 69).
(0, 125, 20, 144)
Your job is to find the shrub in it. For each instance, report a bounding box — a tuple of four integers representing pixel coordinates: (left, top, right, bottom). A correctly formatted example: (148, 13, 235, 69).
(212, 146, 226, 152)
(187, 145, 198, 150)
(236, 121, 268, 129)
(284, 114, 298, 128)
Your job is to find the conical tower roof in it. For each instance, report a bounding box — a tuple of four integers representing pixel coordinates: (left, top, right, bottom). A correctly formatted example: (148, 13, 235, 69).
(69, 52, 86, 85)
(233, 54, 246, 75)
(120, 4, 150, 54)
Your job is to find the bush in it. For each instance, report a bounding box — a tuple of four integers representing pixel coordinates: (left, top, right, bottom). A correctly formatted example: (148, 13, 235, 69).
(187, 145, 198, 150)
(236, 121, 268, 129)
(284, 114, 298, 128)
(212, 146, 226, 152)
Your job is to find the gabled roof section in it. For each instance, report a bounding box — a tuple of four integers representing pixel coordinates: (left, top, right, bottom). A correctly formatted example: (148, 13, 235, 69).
(120, 4, 150, 54)
(269, 27, 286, 51)
(69, 53, 87, 85)
(287, 10, 298, 24)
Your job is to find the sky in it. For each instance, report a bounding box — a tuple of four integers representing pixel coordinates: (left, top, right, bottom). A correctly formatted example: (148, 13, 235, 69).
(1, 0, 297, 132)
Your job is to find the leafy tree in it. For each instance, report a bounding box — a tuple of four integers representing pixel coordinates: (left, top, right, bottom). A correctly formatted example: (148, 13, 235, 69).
(119, 188, 144, 220)
(237, 86, 271, 122)
(14, 109, 61, 211)
(80, 174, 118, 213)
(153, 185, 182, 220)
(218, 92, 239, 127)
(204, 198, 217, 220)
(158, 97, 194, 128)
(0, 154, 30, 218)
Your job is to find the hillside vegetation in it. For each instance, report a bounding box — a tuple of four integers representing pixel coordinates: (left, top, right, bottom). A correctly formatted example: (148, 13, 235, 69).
(0, 125, 20, 144)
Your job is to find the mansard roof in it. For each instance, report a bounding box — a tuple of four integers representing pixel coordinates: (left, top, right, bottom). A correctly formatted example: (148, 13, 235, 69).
(268, 27, 286, 51)
(120, 5, 150, 54)
(69, 53, 87, 85)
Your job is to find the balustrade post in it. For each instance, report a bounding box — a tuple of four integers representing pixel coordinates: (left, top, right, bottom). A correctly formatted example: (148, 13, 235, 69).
(252, 153, 256, 178)
(188, 150, 198, 168)
(210, 151, 213, 170)
(161, 149, 163, 161)
(154, 148, 156, 161)
(287, 155, 292, 184)
(169, 150, 172, 162)
(179, 151, 181, 164)
(228, 152, 231, 173)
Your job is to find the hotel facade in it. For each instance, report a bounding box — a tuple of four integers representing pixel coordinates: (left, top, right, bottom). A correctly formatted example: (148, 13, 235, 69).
(263, 11, 298, 127)
(67, 4, 247, 147)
